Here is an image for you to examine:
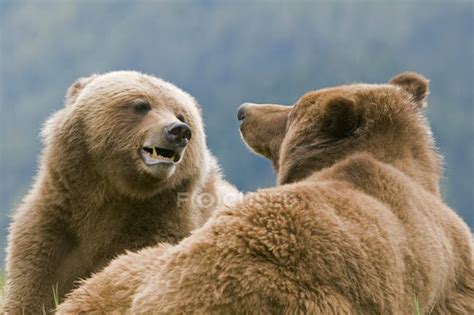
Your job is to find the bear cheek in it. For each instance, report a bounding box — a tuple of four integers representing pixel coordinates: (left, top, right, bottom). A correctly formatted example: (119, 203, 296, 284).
(239, 121, 258, 151)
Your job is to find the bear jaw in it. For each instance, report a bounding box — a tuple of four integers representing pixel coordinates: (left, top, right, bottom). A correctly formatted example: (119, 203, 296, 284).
(140, 146, 184, 165)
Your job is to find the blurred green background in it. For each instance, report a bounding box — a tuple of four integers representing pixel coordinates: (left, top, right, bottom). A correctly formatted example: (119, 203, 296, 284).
(0, 0, 472, 264)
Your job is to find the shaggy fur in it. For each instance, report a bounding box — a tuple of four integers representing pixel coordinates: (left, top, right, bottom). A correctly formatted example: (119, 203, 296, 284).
(58, 72, 473, 314)
(3, 71, 238, 313)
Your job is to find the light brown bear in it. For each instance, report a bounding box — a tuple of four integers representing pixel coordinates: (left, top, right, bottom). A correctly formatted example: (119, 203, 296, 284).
(58, 73, 473, 314)
(3, 71, 238, 313)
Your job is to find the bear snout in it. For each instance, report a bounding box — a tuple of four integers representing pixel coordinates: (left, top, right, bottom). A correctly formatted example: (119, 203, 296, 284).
(165, 122, 192, 148)
(237, 103, 250, 121)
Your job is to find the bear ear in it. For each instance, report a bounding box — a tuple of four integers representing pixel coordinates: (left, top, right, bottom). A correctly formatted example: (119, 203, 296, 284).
(321, 96, 360, 138)
(389, 72, 429, 108)
(65, 74, 98, 105)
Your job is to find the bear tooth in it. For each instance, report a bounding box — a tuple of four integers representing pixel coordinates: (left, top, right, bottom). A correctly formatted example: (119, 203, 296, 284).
(151, 148, 159, 160)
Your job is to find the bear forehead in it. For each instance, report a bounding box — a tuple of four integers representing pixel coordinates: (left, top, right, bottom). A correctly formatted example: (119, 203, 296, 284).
(78, 71, 197, 109)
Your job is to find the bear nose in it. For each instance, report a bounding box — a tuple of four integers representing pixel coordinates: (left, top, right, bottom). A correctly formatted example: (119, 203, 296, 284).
(237, 103, 249, 121)
(165, 122, 192, 147)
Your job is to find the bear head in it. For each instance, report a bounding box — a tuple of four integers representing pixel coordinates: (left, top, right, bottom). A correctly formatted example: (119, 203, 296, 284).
(42, 71, 207, 198)
(238, 72, 441, 194)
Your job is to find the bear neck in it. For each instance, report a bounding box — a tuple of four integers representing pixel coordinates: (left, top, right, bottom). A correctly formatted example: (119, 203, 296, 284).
(365, 120, 442, 196)
(278, 133, 441, 196)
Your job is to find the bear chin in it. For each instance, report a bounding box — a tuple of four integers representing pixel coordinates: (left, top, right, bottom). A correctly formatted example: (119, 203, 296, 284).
(108, 157, 181, 198)
(142, 163, 177, 180)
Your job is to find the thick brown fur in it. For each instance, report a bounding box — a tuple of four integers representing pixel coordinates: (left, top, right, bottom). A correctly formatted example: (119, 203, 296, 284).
(3, 71, 238, 313)
(58, 72, 473, 314)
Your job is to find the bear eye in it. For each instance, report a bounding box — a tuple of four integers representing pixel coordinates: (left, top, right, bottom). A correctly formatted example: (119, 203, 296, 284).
(177, 114, 186, 122)
(133, 102, 151, 114)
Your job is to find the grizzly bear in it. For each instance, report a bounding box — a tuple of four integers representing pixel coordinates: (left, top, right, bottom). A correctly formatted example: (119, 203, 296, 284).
(3, 71, 239, 313)
(58, 72, 473, 314)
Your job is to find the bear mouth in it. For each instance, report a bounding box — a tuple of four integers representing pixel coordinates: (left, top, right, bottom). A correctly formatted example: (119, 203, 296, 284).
(140, 146, 182, 165)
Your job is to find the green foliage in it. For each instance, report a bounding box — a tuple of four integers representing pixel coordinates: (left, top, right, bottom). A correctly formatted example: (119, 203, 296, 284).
(0, 273, 4, 306)
(0, 1, 472, 266)
(414, 295, 421, 315)
(52, 283, 60, 309)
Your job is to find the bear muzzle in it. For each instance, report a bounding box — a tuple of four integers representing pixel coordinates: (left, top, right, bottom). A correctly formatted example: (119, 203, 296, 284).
(140, 122, 191, 166)
(140, 146, 182, 165)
